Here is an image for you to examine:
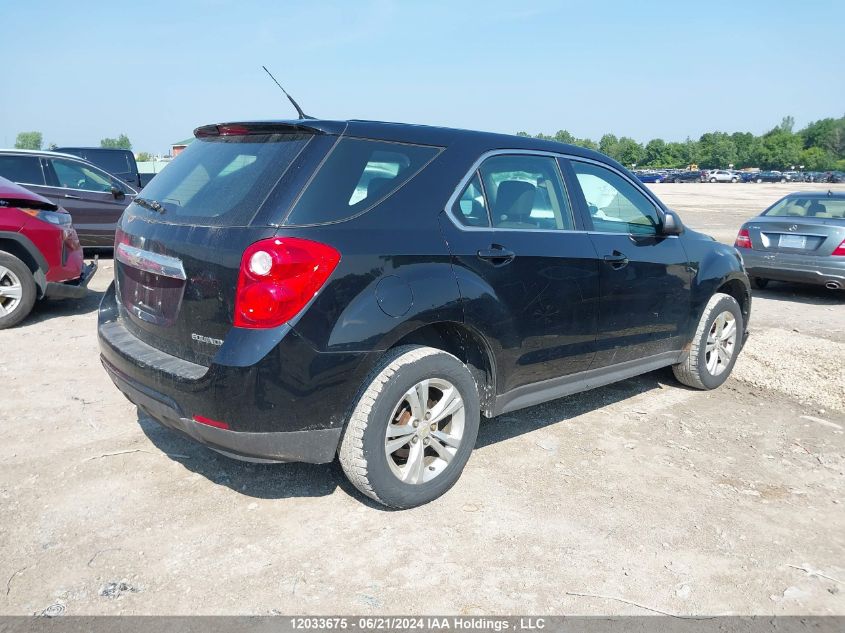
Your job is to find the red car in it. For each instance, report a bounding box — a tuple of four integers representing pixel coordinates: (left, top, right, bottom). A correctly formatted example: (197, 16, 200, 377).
(0, 176, 96, 328)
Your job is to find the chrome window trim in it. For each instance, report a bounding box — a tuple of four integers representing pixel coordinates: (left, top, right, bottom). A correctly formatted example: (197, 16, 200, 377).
(116, 243, 186, 280)
(443, 149, 667, 236)
(444, 149, 579, 233)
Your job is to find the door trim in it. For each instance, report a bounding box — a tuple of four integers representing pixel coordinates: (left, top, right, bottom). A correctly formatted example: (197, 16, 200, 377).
(492, 350, 684, 416)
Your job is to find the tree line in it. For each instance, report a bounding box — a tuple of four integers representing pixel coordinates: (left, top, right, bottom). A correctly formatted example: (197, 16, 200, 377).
(517, 115, 845, 171)
(13, 132, 133, 151)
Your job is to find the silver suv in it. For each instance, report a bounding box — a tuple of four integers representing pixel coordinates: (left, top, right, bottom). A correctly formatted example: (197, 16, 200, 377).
(707, 169, 740, 183)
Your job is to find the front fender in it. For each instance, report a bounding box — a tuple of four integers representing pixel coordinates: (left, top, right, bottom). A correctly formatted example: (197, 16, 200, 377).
(689, 240, 751, 337)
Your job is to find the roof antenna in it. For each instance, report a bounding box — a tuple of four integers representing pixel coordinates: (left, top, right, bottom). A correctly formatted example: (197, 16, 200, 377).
(262, 66, 313, 120)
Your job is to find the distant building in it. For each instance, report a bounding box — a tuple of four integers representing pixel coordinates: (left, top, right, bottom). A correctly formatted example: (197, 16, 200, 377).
(171, 137, 194, 157)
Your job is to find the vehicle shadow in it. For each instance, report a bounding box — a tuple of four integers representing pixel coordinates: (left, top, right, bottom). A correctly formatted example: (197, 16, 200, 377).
(475, 369, 670, 449)
(24, 287, 105, 325)
(136, 369, 674, 508)
(137, 411, 343, 501)
(751, 281, 844, 305)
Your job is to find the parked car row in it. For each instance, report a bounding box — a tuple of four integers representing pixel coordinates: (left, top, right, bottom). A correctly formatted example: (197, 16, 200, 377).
(635, 168, 845, 184)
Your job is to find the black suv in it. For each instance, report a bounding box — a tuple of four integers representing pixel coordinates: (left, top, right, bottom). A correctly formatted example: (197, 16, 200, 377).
(98, 120, 751, 508)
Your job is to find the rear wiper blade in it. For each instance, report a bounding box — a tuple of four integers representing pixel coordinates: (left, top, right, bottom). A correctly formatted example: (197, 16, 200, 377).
(134, 197, 165, 214)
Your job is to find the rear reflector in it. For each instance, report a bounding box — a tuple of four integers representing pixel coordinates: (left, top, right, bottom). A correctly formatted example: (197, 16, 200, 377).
(735, 228, 752, 249)
(832, 238, 845, 256)
(193, 415, 230, 430)
(234, 237, 340, 329)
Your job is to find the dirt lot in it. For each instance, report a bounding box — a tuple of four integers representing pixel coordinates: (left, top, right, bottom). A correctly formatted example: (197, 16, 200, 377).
(1, 183, 843, 617)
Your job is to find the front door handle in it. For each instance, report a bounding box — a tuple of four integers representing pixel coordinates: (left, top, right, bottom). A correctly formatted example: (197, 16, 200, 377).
(477, 245, 515, 266)
(63, 194, 82, 200)
(603, 251, 629, 269)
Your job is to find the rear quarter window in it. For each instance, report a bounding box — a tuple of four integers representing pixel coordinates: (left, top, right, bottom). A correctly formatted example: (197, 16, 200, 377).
(283, 138, 440, 225)
(0, 155, 45, 185)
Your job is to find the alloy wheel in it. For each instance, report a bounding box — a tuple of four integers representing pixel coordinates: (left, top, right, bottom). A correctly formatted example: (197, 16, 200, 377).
(384, 378, 465, 484)
(705, 311, 737, 376)
(0, 265, 23, 317)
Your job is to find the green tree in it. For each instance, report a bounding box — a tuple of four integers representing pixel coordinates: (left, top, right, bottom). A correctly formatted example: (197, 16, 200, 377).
(778, 115, 795, 134)
(573, 137, 598, 151)
(760, 127, 802, 169)
(100, 134, 132, 150)
(698, 132, 737, 168)
(798, 147, 833, 171)
(643, 138, 677, 167)
(14, 131, 42, 150)
(598, 133, 619, 159)
(615, 137, 644, 167)
(136, 152, 153, 162)
(553, 129, 576, 144)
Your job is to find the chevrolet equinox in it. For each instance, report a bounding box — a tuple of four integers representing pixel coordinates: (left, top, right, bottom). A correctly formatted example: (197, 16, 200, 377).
(98, 120, 751, 508)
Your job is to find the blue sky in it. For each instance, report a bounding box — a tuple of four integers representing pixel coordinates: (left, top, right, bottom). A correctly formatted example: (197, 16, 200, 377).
(1, 0, 842, 154)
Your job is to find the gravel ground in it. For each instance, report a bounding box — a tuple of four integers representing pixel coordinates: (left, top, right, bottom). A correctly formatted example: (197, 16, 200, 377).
(1, 183, 843, 616)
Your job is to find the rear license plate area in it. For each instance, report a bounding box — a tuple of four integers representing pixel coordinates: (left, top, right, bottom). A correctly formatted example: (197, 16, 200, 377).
(779, 234, 806, 249)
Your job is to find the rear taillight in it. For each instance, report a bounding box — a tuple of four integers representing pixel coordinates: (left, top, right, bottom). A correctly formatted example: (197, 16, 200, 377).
(735, 228, 752, 249)
(114, 227, 130, 249)
(832, 238, 845, 256)
(234, 237, 340, 329)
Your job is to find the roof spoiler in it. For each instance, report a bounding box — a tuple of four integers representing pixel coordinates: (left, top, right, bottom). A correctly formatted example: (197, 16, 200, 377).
(193, 121, 344, 138)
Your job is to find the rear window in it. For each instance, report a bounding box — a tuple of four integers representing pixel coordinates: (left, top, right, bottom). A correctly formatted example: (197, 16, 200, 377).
(284, 138, 440, 225)
(81, 150, 133, 176)
(0, 155, 45, 185)
(133, 134, 310, 226)
(765, 197, 845, 220)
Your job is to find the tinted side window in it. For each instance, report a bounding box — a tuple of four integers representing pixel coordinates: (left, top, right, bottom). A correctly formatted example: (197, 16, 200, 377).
(478, 155, 574, 231)
(84, 150, 133, 176)
(49, 158, 119, 193)
(285, 139, 440, 225)
(0, 155, 45, 185)
(452, 172, 489, 227)
(571, 161, 660, 235)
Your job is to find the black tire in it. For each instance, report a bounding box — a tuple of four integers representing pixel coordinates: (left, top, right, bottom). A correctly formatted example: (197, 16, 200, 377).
(672, 293, 743, 390)
(756, 178, 763, 183)
(709, 177, 717, 183)
(780, 178, 786, 183)
(751, 277, 769, 290)
(338, 345, 480, 509)
(0, 251, 37, 330)
(731, 177, 738, 183)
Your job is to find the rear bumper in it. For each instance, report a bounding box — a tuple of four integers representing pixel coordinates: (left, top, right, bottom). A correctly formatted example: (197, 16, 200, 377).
(44, 259, 98, 299)
(97, 282, 372, 463)
(742, 250, 845, 287)
(102, 357, 341, 463)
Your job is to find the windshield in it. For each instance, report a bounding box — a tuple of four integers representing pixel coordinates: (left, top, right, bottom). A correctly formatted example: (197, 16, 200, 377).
(764, 196, 845, 220)
(133, 133, 311, 226)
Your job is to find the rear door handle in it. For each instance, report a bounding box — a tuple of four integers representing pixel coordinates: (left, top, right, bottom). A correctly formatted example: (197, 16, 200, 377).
(63, 194, 82, 200)
(603, 251, 629, 269)
(477, 245, 515, 266)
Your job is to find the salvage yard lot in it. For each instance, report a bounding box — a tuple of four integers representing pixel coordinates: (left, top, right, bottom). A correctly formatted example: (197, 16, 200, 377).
(1, 183, 843, 616)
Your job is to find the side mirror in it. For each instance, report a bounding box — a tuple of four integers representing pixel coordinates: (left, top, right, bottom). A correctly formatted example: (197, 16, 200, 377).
(661, 210, 684, 235)
(111, 186, 126, 201)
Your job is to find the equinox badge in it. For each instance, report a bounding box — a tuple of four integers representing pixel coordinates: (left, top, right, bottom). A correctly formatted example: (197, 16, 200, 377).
(191, 333, 223, 346)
